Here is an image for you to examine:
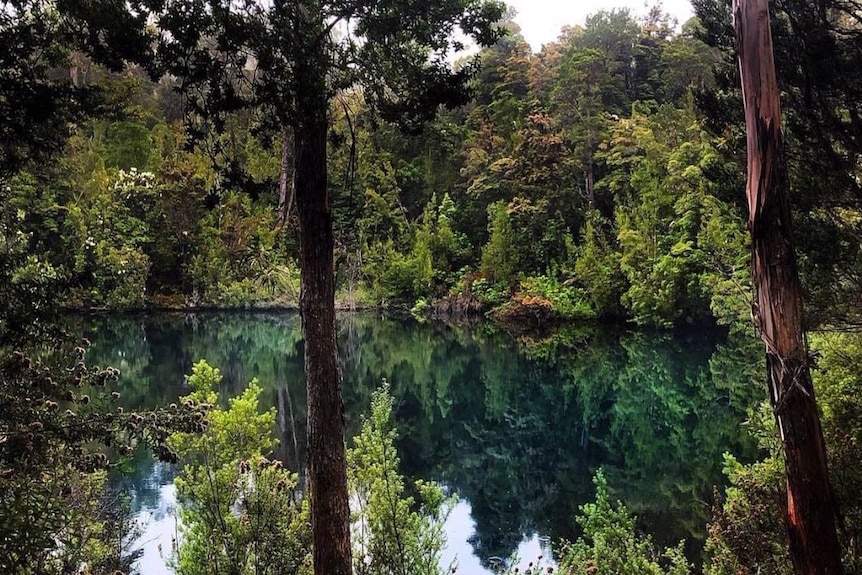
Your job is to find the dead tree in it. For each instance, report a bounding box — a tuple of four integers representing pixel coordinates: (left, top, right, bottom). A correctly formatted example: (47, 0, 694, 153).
(733, 0, 843, 573)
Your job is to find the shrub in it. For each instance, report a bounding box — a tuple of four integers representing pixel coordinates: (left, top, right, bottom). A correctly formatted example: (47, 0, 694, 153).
(704, 333, 862, 574)
(469, 277, 506, 307)
(560, 470, 692, 575)
(516, 276, 596, 321)
(349, 382, 454, 575)
(168, 360, 312, 575)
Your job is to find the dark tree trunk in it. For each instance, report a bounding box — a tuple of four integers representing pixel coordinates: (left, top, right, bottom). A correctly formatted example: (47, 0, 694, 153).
(294, 61, 353, 575)
(734, 1, 843, 573)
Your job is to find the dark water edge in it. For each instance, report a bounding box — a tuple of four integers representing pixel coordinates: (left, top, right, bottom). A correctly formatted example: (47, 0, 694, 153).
(66, 312, 764, 573)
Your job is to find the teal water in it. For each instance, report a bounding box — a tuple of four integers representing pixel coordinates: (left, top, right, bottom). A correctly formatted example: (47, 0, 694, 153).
(78, 312, 763, 573)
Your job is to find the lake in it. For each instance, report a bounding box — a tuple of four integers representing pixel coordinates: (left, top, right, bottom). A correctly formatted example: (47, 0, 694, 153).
(75, 312, 763, 574)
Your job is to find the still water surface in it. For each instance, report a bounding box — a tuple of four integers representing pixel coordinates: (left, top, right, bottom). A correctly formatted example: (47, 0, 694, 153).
(77, 313, 763, 574)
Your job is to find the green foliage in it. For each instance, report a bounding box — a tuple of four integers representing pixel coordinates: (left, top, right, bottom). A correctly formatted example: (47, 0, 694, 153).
(594, 106, 745, 327)
(467, 277, 504, 307)
(704, 333, 862, 575)
(163, 364, 457, 575)
(0, 0, 772, 327)
(815, 333, 862, 575)
(5, 0, 857, 335)
(168, 360, 312, 575)
(0, 1, 155, 177)
(145, 157, 209, 295)
(516, 276, 595, 320)
(481, 201, 519, 287)
(1, 467, 144, 575)
(187, 192, 296, 307)
(0, 178, 64, 344)
(703, 448, 788, 575)
(0, 339, 201, 574)
(1, 99, 205, 572)
(696, 203, 750, 329)
(574, 213, 624, 317)
(348, 382, 454, 575)
(104, 121, 155, 171)
(560, 470, 692, 575)
(57, 168, 159, 309)
(363, 193, 473, 304)
(410, 298, 430, 320)
(412, 209, 436, 297)
(695, 0, 862, 326)
(368, 239, 432, 303)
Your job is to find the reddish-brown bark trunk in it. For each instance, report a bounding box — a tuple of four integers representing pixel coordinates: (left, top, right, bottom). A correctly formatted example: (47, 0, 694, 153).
(294, 61, 353, 575)
(733, 1, 842, 573)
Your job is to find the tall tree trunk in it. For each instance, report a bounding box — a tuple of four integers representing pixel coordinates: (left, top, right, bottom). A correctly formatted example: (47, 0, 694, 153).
(734, 1, 842, 573)
(294, 61, 353, 575)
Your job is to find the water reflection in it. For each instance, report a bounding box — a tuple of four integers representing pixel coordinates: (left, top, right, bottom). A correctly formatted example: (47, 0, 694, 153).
(74, 313, 762, 572)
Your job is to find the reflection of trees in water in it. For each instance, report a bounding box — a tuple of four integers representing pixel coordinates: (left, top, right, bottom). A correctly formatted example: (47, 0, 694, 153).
(111, 451, 176, 518)
(77, 313, 762, 566)
(337, 317, 762, 565)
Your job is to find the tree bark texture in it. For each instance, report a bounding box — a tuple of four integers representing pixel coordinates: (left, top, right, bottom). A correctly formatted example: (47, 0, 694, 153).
(733, 1, 843, 573)
(294, 59, 353, 575)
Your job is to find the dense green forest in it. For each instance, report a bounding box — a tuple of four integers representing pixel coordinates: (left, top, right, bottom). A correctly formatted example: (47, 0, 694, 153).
(4, 4, 860, 329)
(4, 0, 862, 574)
(0, 5, 751, 326)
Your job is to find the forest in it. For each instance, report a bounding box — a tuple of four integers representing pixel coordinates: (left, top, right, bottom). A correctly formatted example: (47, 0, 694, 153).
(5, 2, 750, 326)
(2, 2, 859, 330)
(2, 0, 862, 573)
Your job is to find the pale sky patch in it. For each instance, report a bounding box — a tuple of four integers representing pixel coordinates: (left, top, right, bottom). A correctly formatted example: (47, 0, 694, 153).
(503, 0, 695, 51)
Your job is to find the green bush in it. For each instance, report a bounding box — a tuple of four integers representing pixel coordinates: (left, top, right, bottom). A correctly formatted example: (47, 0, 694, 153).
(574, 214, 625, 318)
(0, 340, 199, 573)
(469, 277, 506, 307)
(410, 298, 429, 320)
(168, 360, 312, 575)
(704, 334, 862, 575)
(96, 244, 150, 308)
(560, 470, 692, 575)
(365, 240, 433, 304)
(481, 201, 519, 287)
(168, 368, 456, 575)
(348, 382, 454, 575)
(518, 276, 596, 320)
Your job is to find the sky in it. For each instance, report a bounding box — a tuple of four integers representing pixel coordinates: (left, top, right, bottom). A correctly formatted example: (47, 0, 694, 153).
(503, 0, 695, 51)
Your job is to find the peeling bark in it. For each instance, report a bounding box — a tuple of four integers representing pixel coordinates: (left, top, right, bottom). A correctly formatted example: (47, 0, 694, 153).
(734, 1, 842, 573)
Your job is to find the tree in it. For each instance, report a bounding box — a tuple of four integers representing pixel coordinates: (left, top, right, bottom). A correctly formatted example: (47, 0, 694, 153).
(693, 0, 862, 327)
(0, 1, 154, 179)
(569, 9, 640, 110)
(733, 0, 842, 572)
(0, 204, 201, 572)
(168, 360, 312, 575)
(0, 9, 214, 570)
(551, 46, 613, 210)
(137, 2, 504, 573)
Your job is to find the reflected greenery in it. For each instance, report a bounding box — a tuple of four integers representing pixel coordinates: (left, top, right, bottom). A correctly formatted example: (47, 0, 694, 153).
(69, 313, 762, 566)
